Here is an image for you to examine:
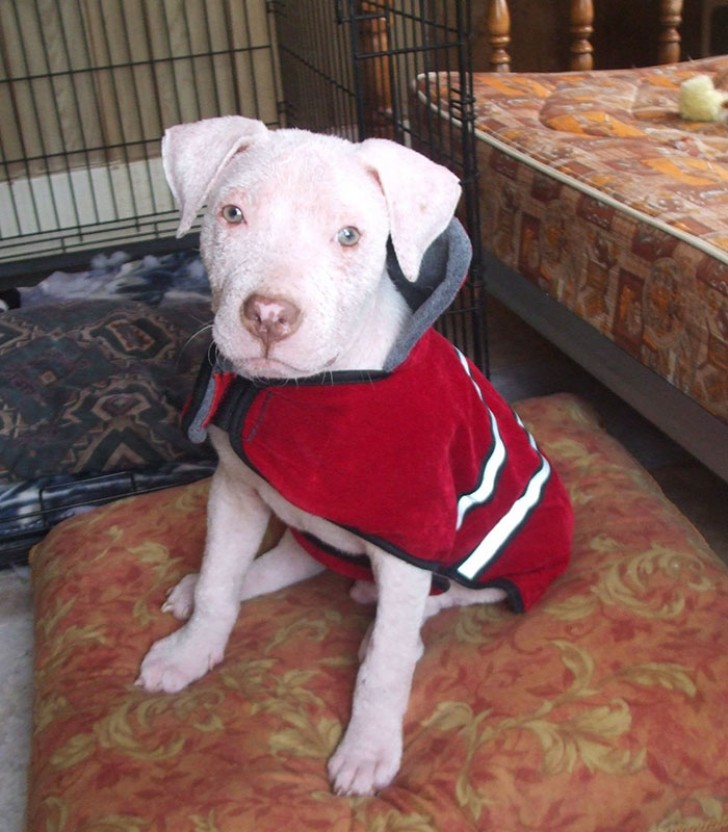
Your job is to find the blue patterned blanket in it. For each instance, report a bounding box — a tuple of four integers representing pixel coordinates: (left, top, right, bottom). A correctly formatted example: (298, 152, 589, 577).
(1, 249, 216, 567)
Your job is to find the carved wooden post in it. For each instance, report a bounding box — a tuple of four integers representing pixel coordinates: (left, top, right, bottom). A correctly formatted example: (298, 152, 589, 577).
(488, 0, 511, 72)
(359, 2, 393, 137)
(658, 0, 683, 64)
(569, 0, 594, 70)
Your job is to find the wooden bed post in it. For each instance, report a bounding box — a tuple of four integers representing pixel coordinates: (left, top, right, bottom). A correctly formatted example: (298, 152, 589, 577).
(487, 0, 512, 72)
(484, 0, 681, 73)
(658, 0, 683, 64)
(569, 0, 594, 70)
(358, 2, 394, 137)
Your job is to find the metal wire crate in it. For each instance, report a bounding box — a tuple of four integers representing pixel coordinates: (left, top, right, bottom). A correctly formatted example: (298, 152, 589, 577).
(0, 0, 485, 368)
(0, 0, 281, 272)
(0, 1, 487, 568)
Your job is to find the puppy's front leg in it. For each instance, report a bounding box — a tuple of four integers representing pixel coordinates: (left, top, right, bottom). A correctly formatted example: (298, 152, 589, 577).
(137, 468, 270, 693)
(328, 550, 431, 796)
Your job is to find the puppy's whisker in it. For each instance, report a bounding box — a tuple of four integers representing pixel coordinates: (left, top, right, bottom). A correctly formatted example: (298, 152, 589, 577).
(205, 337, 218, 368)
(194, 323, 214, 340)
(176, 323, 214, 370)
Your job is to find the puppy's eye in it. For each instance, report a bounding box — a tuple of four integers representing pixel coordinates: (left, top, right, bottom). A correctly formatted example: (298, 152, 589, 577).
(336, 226, 360, 247)
(221, 204, 245, 224)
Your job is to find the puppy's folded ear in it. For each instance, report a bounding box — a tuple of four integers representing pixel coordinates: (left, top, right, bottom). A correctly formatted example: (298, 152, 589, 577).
(162, 116, 269, 237)
(358, 139, 462, 281)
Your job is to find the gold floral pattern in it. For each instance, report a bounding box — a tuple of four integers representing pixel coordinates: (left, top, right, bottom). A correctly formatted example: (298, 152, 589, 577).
(28, 394, 728, 831)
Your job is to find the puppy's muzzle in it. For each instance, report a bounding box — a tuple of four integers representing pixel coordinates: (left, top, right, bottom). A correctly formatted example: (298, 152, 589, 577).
(241, 294, 301, 346)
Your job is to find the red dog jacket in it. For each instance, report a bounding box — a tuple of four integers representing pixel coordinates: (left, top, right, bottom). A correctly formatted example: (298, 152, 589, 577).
(184, 221, 573, 612)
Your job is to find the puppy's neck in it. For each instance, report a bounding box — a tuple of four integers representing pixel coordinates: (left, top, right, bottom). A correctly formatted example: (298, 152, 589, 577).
(332, 272, 411, 373)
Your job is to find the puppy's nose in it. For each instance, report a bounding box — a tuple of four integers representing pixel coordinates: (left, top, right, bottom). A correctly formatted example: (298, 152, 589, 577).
(241, 294, 301, 344)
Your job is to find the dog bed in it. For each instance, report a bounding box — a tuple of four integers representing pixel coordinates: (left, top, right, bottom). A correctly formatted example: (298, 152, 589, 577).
(27, 393, 728, 831)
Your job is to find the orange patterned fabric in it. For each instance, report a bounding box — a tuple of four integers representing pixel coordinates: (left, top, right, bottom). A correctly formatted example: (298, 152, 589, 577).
(28, 394, 728, 831)
(468, 58, 728, 224)
(419, 58, 728, 428)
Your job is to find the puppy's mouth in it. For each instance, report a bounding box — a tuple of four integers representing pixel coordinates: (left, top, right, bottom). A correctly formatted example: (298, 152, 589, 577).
(212, 321, 339, 380)
(232, 353, 338, 381)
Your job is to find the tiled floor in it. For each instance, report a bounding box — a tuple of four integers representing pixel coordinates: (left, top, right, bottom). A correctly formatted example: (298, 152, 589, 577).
(2, 297, 727, 832)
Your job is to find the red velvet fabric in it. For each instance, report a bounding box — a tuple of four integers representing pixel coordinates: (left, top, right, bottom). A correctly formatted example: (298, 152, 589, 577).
(188, 330, 572, 611)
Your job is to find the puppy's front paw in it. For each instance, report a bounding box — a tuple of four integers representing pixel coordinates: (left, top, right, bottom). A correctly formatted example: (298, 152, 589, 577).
(328, 725, 402, 796)
(162, 573, 199, 620)
(136, 629, 224, 694)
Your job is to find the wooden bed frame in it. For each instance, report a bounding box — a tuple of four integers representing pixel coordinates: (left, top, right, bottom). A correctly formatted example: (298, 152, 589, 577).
(484, 0, 684, 72)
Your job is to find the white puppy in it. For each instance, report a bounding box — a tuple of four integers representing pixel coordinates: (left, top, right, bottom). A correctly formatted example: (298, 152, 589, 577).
(138, 116, 573, 797)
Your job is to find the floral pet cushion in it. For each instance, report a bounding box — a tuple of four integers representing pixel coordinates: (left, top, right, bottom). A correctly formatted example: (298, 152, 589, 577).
(28, 394, 728, 831)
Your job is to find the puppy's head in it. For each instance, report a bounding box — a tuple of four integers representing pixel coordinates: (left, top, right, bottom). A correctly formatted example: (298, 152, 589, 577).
(163, 116, 461, 378)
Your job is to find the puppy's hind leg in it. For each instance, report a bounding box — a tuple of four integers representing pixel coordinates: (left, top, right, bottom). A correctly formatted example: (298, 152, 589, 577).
(163, 573, 199, 621)
(422, 583, 507, 619)
(352, 580, 507, 619)
(163, 529, 325, 620)
(238, 529, 325, 600)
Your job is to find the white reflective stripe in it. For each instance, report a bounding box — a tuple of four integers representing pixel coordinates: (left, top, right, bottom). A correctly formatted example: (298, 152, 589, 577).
(456, 406, 506, 530)
(457, 454, 552, 581)
(515, 412, 539, 452)
(455, 346, 482, 398)
(453, 346, 508, 529)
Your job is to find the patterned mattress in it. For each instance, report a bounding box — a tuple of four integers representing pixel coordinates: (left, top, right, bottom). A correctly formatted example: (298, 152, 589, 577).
(419, 57, 728, 431)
